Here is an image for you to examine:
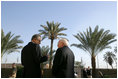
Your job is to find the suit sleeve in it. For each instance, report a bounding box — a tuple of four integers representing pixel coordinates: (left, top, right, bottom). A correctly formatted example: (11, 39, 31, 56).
(32, 44, 48, 64)
(52, 49, 64, 76)
(40, 56, 48, 63)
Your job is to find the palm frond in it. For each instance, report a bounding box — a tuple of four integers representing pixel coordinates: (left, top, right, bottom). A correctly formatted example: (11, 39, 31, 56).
(1, 29, 23, 58)
(39, 21, 67, 40)
(103, 51, 116, 68)
(71, 26, 116, 57)
(57, 33, 67, 36)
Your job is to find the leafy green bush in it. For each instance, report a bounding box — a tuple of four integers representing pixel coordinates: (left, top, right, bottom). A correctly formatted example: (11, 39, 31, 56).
(103, 75, 110, 78)
(16, 66, 24, 78)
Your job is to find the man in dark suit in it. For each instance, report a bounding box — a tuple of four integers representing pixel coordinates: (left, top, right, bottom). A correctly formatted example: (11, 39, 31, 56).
(21, 34, 48, 78)
(87, 66, 92, 78)
(52, 39, 75, 78)
(83, 68, 87, 78)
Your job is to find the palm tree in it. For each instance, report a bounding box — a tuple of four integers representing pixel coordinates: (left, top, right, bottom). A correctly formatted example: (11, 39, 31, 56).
(39, 21, 67, 69)
(104, 51, 116, 69)
(41, 46, 50, 56)
(40, 45, 56, 69)
(75, 61, 81, 67)
(114, 46, 117, 53)
(80, 57, 85, 68)
(71, 26, 116, 77)
(1, 29, 23, 60)
(114, 46, 117, 67)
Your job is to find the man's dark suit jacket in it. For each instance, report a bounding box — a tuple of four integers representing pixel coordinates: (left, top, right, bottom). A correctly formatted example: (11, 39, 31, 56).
(83, 69, 87, 78)
(52, 46, 75, 78)
(21, 42, 48, 78)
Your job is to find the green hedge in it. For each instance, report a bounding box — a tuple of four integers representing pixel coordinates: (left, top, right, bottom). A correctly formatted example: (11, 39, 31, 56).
(16, 66, 24, 78)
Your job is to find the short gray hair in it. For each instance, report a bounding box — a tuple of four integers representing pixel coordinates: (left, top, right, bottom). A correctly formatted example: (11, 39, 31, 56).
(59, 39, 69, 46)
(31, 34, 41, 40)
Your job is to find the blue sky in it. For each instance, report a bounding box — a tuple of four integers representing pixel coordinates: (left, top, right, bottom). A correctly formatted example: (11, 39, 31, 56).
(1, 1, 117, 68)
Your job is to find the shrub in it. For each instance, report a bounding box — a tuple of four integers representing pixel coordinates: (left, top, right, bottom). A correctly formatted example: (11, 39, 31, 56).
(16, 66, 24, 78)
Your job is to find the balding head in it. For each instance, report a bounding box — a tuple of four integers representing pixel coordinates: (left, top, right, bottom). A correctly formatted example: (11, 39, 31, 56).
(58, 39, 69, 48)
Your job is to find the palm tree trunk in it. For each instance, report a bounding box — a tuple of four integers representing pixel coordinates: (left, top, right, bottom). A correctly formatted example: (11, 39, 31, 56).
(1, 53, 4, 62)
(115, 60, 117, 68)
(111, 65, 113, 69)
(49, 39, 54, 69)
(1, 53, 3, 60)
(1, 58, 2, 62)
(106, 62, 108, 69)
(91, 56, 96, 78)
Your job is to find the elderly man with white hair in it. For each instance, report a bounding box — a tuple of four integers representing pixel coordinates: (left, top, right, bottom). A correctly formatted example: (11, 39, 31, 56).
(52, 39, 75, 78)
